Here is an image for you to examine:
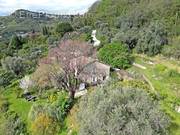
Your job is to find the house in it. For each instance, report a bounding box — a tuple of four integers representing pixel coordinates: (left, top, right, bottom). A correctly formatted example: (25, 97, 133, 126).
(79, 61, 110, 84)
(70, 56, 110, 85)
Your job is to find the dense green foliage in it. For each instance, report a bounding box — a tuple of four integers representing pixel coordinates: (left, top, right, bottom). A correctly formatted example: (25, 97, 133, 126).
(9, 35, 23, 50)
(98, 42, 132, 69)
(162, 36, 180, 60)
(0, 34, 49, 80)
(0, 70, 16, 87)
(0, 95, 9, 113)
(136, 22, 168, 56)
(87, 0, 180, 56)
(1, 113, 27, 135)
(28, 92, 74, 135)
(78, 84, 169, 135)
(1, 56, 28, 76)
(89, 0, 179, 31)
(41, 26, 49, 36)
(55, 22, 73, 36)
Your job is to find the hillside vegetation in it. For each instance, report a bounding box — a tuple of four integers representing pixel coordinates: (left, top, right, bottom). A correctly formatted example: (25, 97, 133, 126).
(82, 0, 180, 57)
(0, 0, 179, 135)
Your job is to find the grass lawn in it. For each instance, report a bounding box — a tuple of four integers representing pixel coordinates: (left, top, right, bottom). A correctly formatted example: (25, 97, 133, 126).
(2, 82, 48, 131)
(2, 87, 33, 133)
(129, 54, 180, 135)
(3, 89, 33, 122)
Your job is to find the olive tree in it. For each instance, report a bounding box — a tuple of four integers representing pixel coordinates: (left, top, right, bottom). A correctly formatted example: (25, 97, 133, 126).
(77, 84, 169, 135)
(1, 56, 28, 76)
(136, 22, 168, 56)
(113, 28, 139, 50)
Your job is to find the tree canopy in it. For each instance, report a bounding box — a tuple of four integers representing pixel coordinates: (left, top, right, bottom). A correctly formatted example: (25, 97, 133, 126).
(9, 35, 22, 50)
(77, 84, 170, 135)
(136, 22, 168, 56)
(55, 22, 73, 36)
(98, 42, 132, 69)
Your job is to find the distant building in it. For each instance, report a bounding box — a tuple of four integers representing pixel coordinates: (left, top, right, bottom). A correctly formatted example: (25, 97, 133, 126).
(16, 32, 29, 38)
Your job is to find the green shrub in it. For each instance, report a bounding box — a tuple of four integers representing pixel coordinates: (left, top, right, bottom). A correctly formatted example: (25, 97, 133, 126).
(41, 26, 49, 36)
(0, 43, 8, 60)
(72, 15, 94, 30)
(29, 92, 73, 123)
(162, 36, 180, 60)
(120, 80, 150, 90)
(31, 113, 58, 135)
(113, 28, 139, 49)
(162, 45, 180, 60)
(166, 69, 180, 78)
(154, 64, 167, 73)
(115, 9, 148, 30)
(96, 21, 115, 44)
(52, 92, 74, 119)
(1, 112, 28, 135)
(98, 42, 132, 69)
(1, 56, 28, 76)
(9, 34, 23, 50)
(0, 70, 16, 87)
(0, 95, 9, 113)
(47, 36, 59, 46)
(28, 92, 73, 135)
(55, 22, 73, 36)
(78, 26, 93, 34)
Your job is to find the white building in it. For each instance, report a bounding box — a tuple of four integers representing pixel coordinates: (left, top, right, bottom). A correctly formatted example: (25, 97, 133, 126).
(91, 30, 101, 47)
